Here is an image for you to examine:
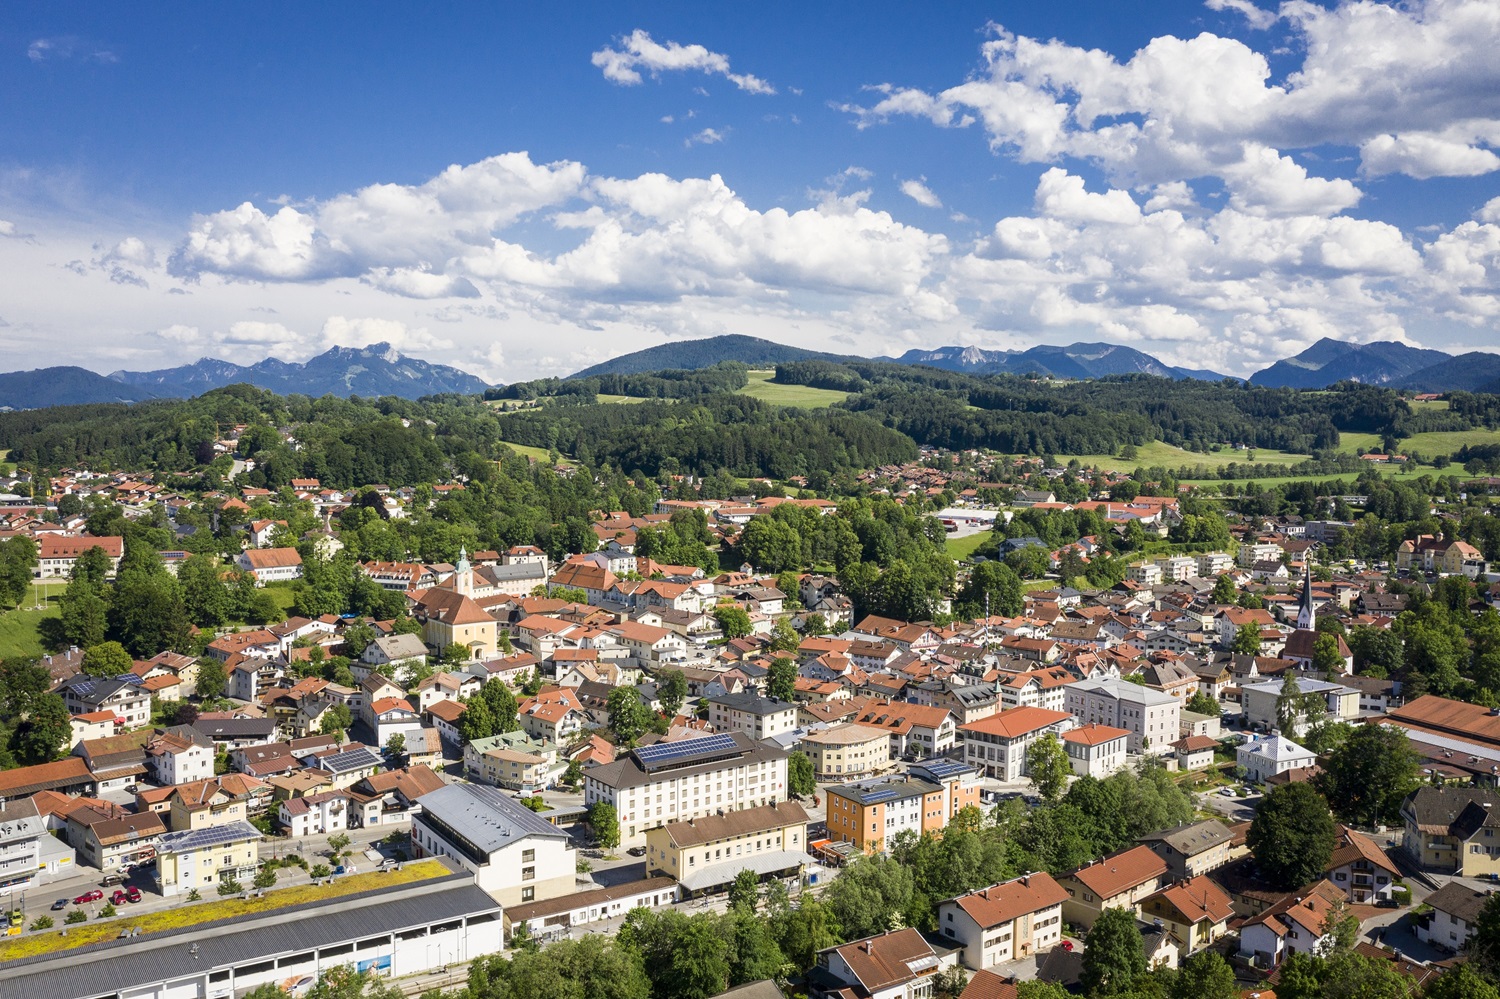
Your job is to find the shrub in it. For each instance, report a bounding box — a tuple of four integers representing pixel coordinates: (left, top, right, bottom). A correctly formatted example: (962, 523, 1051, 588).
(64, 910, 86, 924)
(217, 878, 244, 897)
(98, 903, 116, 918)
(28, 916, 53, 931)
(310, 864, 332, 879)
(186, 888, 201, 901)
(253, 868, 277, 890)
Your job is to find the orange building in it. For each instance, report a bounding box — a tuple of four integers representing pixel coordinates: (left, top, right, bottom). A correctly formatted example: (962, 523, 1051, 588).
(825, 758, 982, 855)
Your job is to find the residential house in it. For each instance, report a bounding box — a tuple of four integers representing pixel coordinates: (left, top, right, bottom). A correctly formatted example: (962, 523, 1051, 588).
(1060, 724, 1130, 778)
(1416, 881, 1490, 954)
(1400, 786, 1500, 876)
(959, 708, 1074, 781)
(517, 687, 589, 744)
(1238, 880, 1345, 969)
(848, 699, 958, 759)
(145, 728, 215, 787)
(58, 675, 151, 730)
(279, 789, 350, 837)
(1139, 876, 1235, 958)
(812, 928, 952, 999)
(1237, 735, 1317, 785)
(937, 874, 1070, 971)
(1326, 824, 1401, 903)
(707, 693, 801, 741)
(1172, 736, 1217, 772)
(361, 634, 429, 679)
(1138, 819, 1234, 880)
(236, 547, 303, 584)
(1058, 845, 1169, 929)
(153, 820, 261, 897)
(68, 807, 165, 872)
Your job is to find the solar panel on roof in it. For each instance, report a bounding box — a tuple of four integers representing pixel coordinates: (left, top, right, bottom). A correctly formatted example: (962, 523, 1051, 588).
(634, 733, 738, 769)
(860, 788, 903, 805)
(914, 758, 967, 778)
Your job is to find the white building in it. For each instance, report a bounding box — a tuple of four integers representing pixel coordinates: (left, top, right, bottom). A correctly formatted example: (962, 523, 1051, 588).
(958, 707, 1075, 781)
(1061, 723, 1131, 778)
(583, 731, 789, 845)
(278, 789, 350, 838)
(1065, 678, 1181, 754)
(1417, 881, 1488, 953)
(1237, 734, 1317, 784)
(1241, 677, 1360, 738)
(706, 692, 800, 741)
(412, 782, 577, 907)
(937, 874, 1071, 971)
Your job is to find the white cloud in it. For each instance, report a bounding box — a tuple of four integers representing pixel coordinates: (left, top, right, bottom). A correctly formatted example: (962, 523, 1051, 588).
(591, 30, 774, 94)
(28, 36, 118, 64)
(685, 127, 726, 147)
(1480, 197, 1500, 224)
(1205, 0, 1279, 31)
(0, 220, 15, 237)
(320, 316, 452, 354)
(1360, 132, 1500, 179)
(899, 178, 943, 208)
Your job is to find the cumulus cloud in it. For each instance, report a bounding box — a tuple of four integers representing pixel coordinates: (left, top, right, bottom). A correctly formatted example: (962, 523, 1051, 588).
(320, 316, 452, 354)
(592, 30, 774, 94)
(899, 178, 943, 208)
(846, 0, 1500, 211)
(1205, 0, 1279, 30)
(0, 220, 15, 237)
(685, 127, 726, 147)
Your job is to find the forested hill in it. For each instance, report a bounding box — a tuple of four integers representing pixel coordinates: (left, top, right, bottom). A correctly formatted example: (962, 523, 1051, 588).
(567, 334, 853, 378)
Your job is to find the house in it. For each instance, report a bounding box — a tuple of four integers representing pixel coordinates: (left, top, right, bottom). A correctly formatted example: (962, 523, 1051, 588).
(366, 697, 425, 748)
(959, 708, 1074, 781)
(799, 724, 891, 779)
(1138, 876, 1235, 958)
(411, 781, 576, 907)
(936, 874, 1070, 971)
(825, 773, 957, 856)
(164, 776, 260, 832)
(1058, 845, 1169, 929)
(465, 732, 561, 794)
(68, 807, 166, 871)
(236, 547, 303, 584)
(346, 765, 446, 828)
(644, 800, 809, 894)
(361, 634, 429, 678)
(847, 699, 958, 759)
(1416, 881, 1491, 953)
(1241, 678, 1359, 738)
(153, 820, 261, 897)
(1060, 724, 1130, 779)
(1237, 735, 1316, 785)
(34, 534, 123, 579)
(1238, 880, 1345, 969)
(1326, 825, 1401, 903)
(0, 799, 55, 891)
(1399, 786, 1500, 876)
(707, 693, 800, 741)
(73, 732, 152, 793)
(278, 789, 350, 837)
(1138, 819, 1234, 880)
(1172, 735, 1217, 772)
(1064, 679, 1179, 754)
(145, 729, 215, 786)
(517, 687, 588, 744)
(811, 928, 954, 999)
(58, 675, 152, 730)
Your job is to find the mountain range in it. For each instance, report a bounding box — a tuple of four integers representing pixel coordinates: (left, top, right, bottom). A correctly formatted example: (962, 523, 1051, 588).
(0, 343, 489, 410)
(879, 342, 1229, 381)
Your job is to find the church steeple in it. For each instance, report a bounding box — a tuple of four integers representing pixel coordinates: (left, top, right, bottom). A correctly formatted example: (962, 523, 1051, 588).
(1295, 561, 1315, 631)
(456, 546, 473, 597)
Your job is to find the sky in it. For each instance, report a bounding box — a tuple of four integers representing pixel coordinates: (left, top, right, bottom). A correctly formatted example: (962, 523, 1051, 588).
(1, 0, 1499, 383)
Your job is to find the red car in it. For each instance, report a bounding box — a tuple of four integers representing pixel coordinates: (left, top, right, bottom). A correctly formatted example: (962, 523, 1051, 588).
(73, 889, 103, 905)
(110, 890, 129, 907)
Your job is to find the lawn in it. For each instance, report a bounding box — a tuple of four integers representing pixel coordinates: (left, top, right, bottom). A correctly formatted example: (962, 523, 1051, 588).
(735, 370, 849, 408)
(945, 532, 994, 562)
(595, 394, 651, 404)
(0, 860, 448, 962)
(1334, 432, 1383, 455)
(499, 441, 574, 467)
(1397, 428, 1500, 457)
(259, 583, 301, 616)
(1058, 440, 1307, 475)
(0, 582, 63, 663)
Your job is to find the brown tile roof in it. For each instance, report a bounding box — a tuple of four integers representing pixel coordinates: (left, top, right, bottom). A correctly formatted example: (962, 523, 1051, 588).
(1063, 723, 1130, 747)
(1146, 875, 1235, 924)
(1068, 845, 1169, 899)
(957, 971, 1019, 999)
(829, 928, 936, 994)
(950, 873, 1070, 929)
(658, 801, 809, 849)
(0, 756, 93, 797)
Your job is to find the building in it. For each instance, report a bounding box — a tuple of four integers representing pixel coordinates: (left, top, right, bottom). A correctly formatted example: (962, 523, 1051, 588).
(706, 692, 801, 741)
(811, 928, 953, 999)
(34, 534, 123, 579)
(1241, 677, 1359, 738)
(361, 633, 429, 676)
(68, 807, 166, 872)
(1238, 880, 1345, 969)
(583, 732, 790, 844)
(644, 800, 809, 895)
(1139, 876, 1235, 958)
(1399, 786, 1500, 876)
(959, 707, 1074, 781)
(0, 798, 50, 890)
(236, 547, 304, 584)
(505, 876, 680, 943)
(1064, 679, 1180, 754)
(465, 731, 561, 793)
(58, 675, 151, 730)
(412, 781, 576, 906)
(847, 699, 958, 758)
(1138, 819, 1234, 880)
(936, 874, 1070, 971)
(411, 555, 499, 660)
(145, 730, 215, 787)
(799, 724, 891, 779)
(1060, 724, 1130, 778)
(1058, 845, 1169, 929)
(1236, 735, 1316, 785)
(278, 789, 350, 837)
(153, 820, 262, 896)
(1172, 735, 1217, 772)
(0, 864, 504, 999)
(1416, 881, 1490, 953)
(1326, 824, 1401, 903)
(825, 774, 944, 856)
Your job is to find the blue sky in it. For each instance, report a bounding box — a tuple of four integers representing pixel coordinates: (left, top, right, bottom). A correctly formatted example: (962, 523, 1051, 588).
(1, 1, 1498, 382)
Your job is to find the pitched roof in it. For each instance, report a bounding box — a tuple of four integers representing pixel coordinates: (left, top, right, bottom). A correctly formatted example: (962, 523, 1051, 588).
(1145, 875, 1234, 924)
(1327, 825, 1399, 877)
(1139, 819, 1234, 857)
(1424, 881, 1493, 927)
(827, 928, 938, 994)
(1068, 845, 1169, 899)
(1062, 723, 1130, 747)
(947, 873, 1071, 929)
(658, 801, 809, 849)
(961, 707, 1072, 740)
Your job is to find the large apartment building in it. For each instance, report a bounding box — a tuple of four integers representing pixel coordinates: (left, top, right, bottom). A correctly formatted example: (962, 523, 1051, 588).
(937, 874, 1070, 971)
(583, 732, 789, 845)
(825, 759, 982, 855)
(1065, 678, 1180, 754)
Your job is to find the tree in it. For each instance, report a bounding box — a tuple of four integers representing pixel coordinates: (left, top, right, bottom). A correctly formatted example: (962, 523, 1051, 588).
(177, 554, 232, 627)
(319, 704, 353, 740)
(713, 605, 752, 639)
(1211, 573, 1237, 604)
(1170, 951, 1236, 999)
(1276, 670, 1307, 734)
(1231, 621, 1262, 655)
(1314, 724, 1420, 828)
(767, 657, 797, 702)
(0, 536, 37, 608)
(384, 733, 406, 761)
(767, 617, 800, 653)
(590, 801, 620, 850)
(218, 877, 243, 896)
(956, 560, 1024, 619)
(328, 832, 352, 860)
(788, 750, 816, 797)
(608, 687, 651, 745)
(658, 668, 688, 718)
(1312, 632, 1346, 675)
(59, 584, 109, 649)
(12, 692, 72, 764)
(81, 641, 133, 678)
(803, 612, 829, 636)
(1424, 962, 1500, 999)
(1247, 782, 1337, 890)
(1081, 905, 1146, 995)
(822, 855, 915, 939)
(1024, 733, 1072, 803)
(727, 869, 759, 912)
(1470, 890, 1500, 982)
(1185, 691, 1221, 717)
(195, 658, 228, 701)
(253, 866, 278, 890)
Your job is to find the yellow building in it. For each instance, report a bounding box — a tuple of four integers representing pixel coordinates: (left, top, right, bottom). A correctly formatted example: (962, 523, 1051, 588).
(154, 819, 262, 897)
(412, 581, 497, 661)
(645, 801, 809, 895)
(799, 723, 890, 779)
(1140, 876, 1235, 958)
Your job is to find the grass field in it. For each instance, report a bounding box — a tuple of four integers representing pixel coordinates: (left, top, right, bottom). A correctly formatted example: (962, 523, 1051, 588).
(1408, 399, 1451, 412)
(945, 532, 994, 562)
(260, 583, 300, 616)
(595, 394, 651, 404)
(1335, 432, 1383, 455)
(736, 370, 849, 408)
(1058, 440, 1307, 475)
(499, 441, 574, 467)
(0, 582, 62, 663)
(1397, 428, 1500, 457)
(0, 860, 447, 961)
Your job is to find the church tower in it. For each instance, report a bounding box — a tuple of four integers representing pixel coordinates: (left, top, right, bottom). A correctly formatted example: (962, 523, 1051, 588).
(455, 546, 473, 597)
(1295, 561, 1315, 631)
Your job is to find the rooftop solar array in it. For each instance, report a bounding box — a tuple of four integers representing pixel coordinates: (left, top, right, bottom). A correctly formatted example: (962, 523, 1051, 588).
(64, 674, 144, 699)
(911, 758, 969, 779)
(318, 747, 382, 772)
(634, 733, 739, 771)
(858, 788, 903, 805)
(158, 819, 262, 853)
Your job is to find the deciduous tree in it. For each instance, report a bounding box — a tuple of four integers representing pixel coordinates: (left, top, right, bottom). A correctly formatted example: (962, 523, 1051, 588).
(1247, 782, 1337, 890)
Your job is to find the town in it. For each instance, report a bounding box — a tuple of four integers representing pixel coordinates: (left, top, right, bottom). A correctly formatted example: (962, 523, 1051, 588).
(0, 389, 1497, 999)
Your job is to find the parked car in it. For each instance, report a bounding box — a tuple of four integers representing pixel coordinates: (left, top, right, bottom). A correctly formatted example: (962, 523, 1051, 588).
(50, 898, 68, 911)
(125, 886, 142, 903)
(99, 874, 124, 887)
(73, 890, 103, 905)
(1219, 787, 1236, 797)
(626, 846, 646, 857)
(7, 910, 21, 929)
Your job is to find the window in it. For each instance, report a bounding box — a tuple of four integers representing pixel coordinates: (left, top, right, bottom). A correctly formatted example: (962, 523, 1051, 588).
(522, 849, 535, 862)
(523, 866, 535, 881)
(522, 887, 535, 902)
